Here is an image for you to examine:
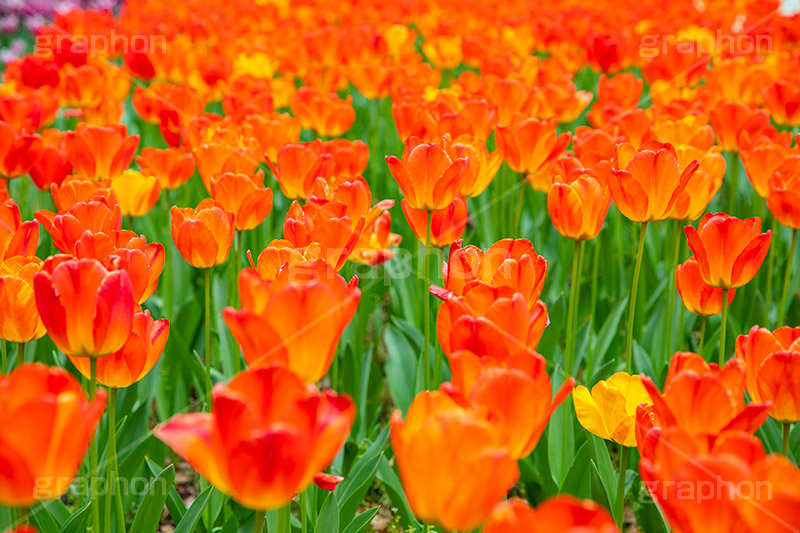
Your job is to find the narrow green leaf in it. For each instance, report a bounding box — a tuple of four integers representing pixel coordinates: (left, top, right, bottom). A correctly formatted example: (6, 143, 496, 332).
(314, 492, 338, 533)
(174, 485, 212, 533)
(146, 457, 186, 523)
(129, 464, 175, 533)
(341, 507, 380, 533)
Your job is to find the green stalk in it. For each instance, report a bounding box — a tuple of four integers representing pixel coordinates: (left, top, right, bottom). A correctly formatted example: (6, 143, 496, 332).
(17, 342, 24, 366)
(253, 510, 266, 533)
(766, 216, 778, 324)
(513, 175, 525, 237)
(204, 268, 212, 407)
(783, 422, 792, 457)
(720, 289, 729, 366)
(1, 339, 6, 375)
(89, 358, 100, 533)
(433, 247, 445, 387)
(778, 229, 798, 326)
(665, 221, 681, 365)
(300, 489, 308, 533)
(105, 388, 125, 533)
(698, 316, 707, 360)
(625, 222, 648, 373)
(276, 503, 291, 533)
(128, 216, 135, 232)
(589, 237, 600, 331)
(727, 152, 739, 214)
(565, 240, 581, 376)
(423, 211, 433, 390)
(164, 190, 173, 318)
(234, 231, 243, 376)
(616, 446, 629, 529)
(614, 209, 627, 294)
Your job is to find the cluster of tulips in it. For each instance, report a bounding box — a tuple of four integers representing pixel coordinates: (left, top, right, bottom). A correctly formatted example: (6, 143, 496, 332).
(2, 0, 800, 532)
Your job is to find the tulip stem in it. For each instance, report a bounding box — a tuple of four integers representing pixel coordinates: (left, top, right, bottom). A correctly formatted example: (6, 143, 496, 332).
(778, 229, 798, 326)
(616, 446, 629, 529)
(253, 510, 265, 533)
(17, 342, 24, 366)
(164, 190, 173, 318)
(204, 268, 212, 407)
(276, 503, 291, 533)
(300, 489, 308, 533)
(727, 153, 739, 214)
(783, 422, 792, 457)
(766, 214, 777, 324)
(17, 506, 29, 526)
(565, 240, 582, 376)
(1, 340, 6, 375)
(589, 238, 600, 331)
(423, 210, 432, 390)
(625, 222, 648, 373)
(698, 317, 707, 360)
(665, 220, 680, 366)
(720, 289, 729, 366)
(89, 357, 100, 533)
(105, 388, 125, 533)
(513, 176, 525, 236)
(433, 247, 445, 388)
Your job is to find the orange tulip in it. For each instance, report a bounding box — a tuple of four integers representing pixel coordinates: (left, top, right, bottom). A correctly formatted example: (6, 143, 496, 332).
(0, 122, 43, 180)
(33, 258, 135, 358)
(421, 35, 463, 70)
(434, 238, 548, 309)
(668, 146, 725, 222)
(0, 363, 106, 506)
(587, 73, 643, 129)
(684, 213, 771, 289)
(192, 138, 262, 193)
(243, 112, 302, 163)
(766, 173, 800, 230)
(49, 179, 117, 212)
(135, 147, 196, 191)
(741, 138, 800, 198)
(35, 199, 121, 254)
(484, 496, 619, 533)
(437, 284, 548, 359)
(400, 195, 467, 248)
(676, 257, 737, 317)
(444, 135, 503, 198)
(321, 139, 369, 177)
(445, 349, 573, 459)
(73, 230, 165, 305)
(171, 199, 234, 269)
(65, 123, 139, 181)
(69, 310, 169, 389)
(386, 137, 470, 211)
(351, 210, 402, 266)
(609, 141, 698, 222)
(223, 260, 360, 383)
(709, 101, 779, 153)
(390, 390, 519, 531)
(0, 201, 38, 261)
(640, 352, 769, 443)
(283, 201, 365, 271)
(290, 87, 355, 138)
(762, 80, 800, 127)
(29, 129, 72, 190)
(495, 114, 571, 191)
(210, 171, 274, 232)
(736, 325, 800, 423)
(155, 365, 354, 510)
(265, 140, 334, 200)
(548, 175, 610, 241)
(0, 257, 46, 343)
(110, 169, 161, 218)
(245, 243, 323, 281)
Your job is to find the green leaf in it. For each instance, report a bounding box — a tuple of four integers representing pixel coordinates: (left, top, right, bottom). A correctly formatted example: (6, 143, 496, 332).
(376, 456, 420, 529)
(315, 492, 338, 533)
(174, 485, 212, 533)
(129, 464, 175, 533)
(31, 502, 61, 532)
(560, 442, 590, 498)
(384, 325, 417, 414)
(146, 457, 186, 523)
(59, 502, 91, 533)
(342, 507, 380, 533)
(337, 453, 382, 525)
(586, 433, 618, 522)
(588, 297, 627, 380)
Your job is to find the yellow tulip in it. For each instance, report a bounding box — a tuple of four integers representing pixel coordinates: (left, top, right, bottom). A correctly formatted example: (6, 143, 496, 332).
(110, 169, 161, 218)
(572, 372, 651, 447)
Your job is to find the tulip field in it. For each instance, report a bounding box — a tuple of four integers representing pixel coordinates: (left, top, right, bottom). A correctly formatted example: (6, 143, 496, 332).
(4, 0, 800, 531)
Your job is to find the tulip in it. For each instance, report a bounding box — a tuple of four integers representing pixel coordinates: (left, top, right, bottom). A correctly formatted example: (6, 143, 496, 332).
(434, 238, 548, 309)
(28, 129, 72, 191)
(484, 496, 619, 533)
(547, 175, 610, 242)
(668, 146, 725, 222)
(265, 140, 334, 200)
(444, 135, 502, 198)
(400, 195, 467, 249)
(0, 201, 38, 261)
(676, 257, 736, 355)
(0, 122, 43, 180)
(0, 258, 46, 363)
(171, 199, 235, 270)
(110, 169, 161, 219)
(65, 123, 139, 182)
(223, 260, 360, 383)
(762, 80, 800, 127)
(49, 179, 117, 212)
(321, 139, 369, 177)
(243, 112, 302, 163)
(290, 87, 355, 138)
(193, 138, 262, 193)
(155, 365, 354, 510)
(283, 200, 364, 272)
(495, 114, 570, 192)
(0, 363, 106, 507)
(437, 284, 549, 359)
(35, 199, 122, 254)
(390, 390, 519, 531)
(741, 138, 800, 198)
(736, 325, 800, 452)
(446, 350, 573, 459)
(135, 146, 196, 191)
(685, 213, 771, 363)
(210, 171, 273, 232)
(421, 35, 463, 69)
(351, 210, 402, 266)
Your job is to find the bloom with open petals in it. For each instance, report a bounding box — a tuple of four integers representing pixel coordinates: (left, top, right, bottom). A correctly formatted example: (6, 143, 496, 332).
(0, 257, 46, 343)
(573, 372, 651, 447)
(171, 199, 234, 269)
